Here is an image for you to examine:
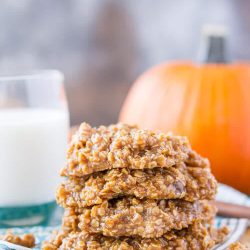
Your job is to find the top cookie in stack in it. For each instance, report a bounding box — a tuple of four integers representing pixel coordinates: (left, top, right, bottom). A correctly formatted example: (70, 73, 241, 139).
(61, 123, 207, 176)
(44, 123, 228, 250)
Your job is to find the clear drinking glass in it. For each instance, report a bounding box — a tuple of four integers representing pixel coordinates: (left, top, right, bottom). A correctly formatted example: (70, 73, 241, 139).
(0, 70, 69, 227)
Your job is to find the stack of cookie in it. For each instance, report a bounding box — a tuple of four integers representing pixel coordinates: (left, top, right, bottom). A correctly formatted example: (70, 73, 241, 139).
(43, 123, 228, 250)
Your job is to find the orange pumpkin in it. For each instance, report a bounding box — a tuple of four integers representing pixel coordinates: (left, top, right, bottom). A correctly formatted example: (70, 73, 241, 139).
(119, 29, 250, 194)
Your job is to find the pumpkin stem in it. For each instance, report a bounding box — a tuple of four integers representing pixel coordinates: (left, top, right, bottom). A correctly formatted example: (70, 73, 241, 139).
(197, 25, 229, 63)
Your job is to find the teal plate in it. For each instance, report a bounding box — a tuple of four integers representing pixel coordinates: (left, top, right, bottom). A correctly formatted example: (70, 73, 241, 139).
(0, 201, 57, 228)
(0, 184, 249, 250)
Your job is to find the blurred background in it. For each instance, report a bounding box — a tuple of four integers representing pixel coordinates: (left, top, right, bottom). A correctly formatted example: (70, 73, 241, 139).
(1, 0, 250, 126)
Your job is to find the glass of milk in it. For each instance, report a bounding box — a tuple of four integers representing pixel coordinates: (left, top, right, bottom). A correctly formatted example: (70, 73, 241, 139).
(0, 70, 69, 227)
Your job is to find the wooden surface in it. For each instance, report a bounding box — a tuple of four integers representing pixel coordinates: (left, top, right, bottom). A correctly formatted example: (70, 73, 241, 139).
(241, 228, 250, 246)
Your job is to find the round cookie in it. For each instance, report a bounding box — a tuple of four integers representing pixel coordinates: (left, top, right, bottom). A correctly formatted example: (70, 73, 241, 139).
(62, 123, 209, 177)
(57, 165, 217, 208)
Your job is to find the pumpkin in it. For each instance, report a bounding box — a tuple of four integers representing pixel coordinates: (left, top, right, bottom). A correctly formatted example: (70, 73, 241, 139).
(119, 27, 250, 194)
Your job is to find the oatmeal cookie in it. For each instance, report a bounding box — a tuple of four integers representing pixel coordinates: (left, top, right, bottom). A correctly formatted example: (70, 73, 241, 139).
(42, 222, 228, 250)
(57, 165, 217, 208)
(61, 123, 209, 177)
(61, 198, 216, 238)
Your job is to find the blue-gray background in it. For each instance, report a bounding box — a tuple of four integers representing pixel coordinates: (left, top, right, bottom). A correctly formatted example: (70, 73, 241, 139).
(1, 0, 249, 125)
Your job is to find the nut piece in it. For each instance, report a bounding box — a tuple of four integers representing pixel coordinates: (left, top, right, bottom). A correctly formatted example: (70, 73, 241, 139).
(228, 242, 249, 250)
(0, 232, 35, 248)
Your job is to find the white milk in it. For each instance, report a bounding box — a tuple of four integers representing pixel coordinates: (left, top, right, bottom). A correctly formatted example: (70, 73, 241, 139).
(0, 108, 69, 206)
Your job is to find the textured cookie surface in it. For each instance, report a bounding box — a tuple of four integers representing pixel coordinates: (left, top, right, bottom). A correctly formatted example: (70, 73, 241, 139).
(57, 165, 217, 208)
(42, 222, 228, 250)
(62, 123, 209, 177)
(61, 198, 216, 238)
